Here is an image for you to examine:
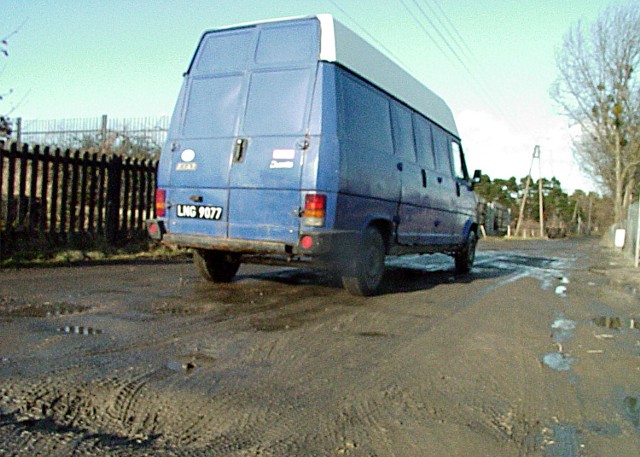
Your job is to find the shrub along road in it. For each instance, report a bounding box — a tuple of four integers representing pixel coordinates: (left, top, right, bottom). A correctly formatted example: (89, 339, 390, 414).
(0, 237, 639, 456)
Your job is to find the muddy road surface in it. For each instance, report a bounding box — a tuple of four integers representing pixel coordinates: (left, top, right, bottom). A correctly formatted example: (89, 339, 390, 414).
(1, 237, 640, 456)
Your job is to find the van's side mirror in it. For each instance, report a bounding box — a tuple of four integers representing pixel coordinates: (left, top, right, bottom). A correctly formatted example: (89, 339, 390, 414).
(471, 169, 482, 189)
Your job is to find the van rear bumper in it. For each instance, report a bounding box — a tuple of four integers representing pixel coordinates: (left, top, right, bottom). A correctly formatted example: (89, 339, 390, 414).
(152, 226, 358, 263)
(162, 233, 292, 254)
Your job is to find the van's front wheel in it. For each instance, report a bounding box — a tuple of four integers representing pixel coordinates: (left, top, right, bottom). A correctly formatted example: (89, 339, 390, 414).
(194, 249, 241, 282)
(341, 227, 386, 296)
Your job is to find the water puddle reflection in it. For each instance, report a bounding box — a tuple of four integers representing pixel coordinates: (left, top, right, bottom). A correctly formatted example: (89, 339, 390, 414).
(592, 316, 640, 331)
(57, 325, 102, 335)
(542, 353, 576, 371)
(0, 298, 88, 318)
(541, 422, 583, 457)
(624, 396, 640, 430)
(166, 361, 197, 373)
(544, 317, 577, 372)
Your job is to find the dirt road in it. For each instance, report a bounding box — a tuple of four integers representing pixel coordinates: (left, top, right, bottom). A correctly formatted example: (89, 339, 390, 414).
(1, 237, 639, 456)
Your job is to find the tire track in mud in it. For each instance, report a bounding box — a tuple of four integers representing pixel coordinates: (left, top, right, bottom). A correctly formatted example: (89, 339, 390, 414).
(2, 353, 302, 454)
(311, 264, 564, 456)
(2, 242, 608, 456)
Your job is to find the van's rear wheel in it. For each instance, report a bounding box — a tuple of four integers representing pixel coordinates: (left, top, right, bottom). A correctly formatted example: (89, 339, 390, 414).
(455, 231, 477, 274)
(341, 227, 386, 296)
(194, 249, 241, 282)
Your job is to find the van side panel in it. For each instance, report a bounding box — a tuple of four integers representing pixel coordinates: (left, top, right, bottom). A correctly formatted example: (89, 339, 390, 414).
(332, 67, 400, 234)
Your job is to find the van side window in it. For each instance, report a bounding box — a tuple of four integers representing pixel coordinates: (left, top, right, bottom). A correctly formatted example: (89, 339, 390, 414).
(339, 73, 393, 153)
(413, 116, 435, 169)
(451, 141, 469, 181)
(390, 103, 417, 162)
(432, 126, 452, 174)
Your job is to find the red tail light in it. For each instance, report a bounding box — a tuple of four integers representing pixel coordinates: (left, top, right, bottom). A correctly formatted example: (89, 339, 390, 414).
(303, 193, 326, 227)
(155, 188, 166, 217)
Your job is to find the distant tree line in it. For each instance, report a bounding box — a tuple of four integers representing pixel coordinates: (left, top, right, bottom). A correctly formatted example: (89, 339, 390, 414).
(475, 174, 613, 235)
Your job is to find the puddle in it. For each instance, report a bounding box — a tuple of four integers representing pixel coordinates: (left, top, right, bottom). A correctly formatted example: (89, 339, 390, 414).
(555, 285, 567, 297)
(58, 326, 102, 335)
(552, 318, 576, 344)
(583, 422, 621, 436)
(624, 396, 640, 430)
(166, 361, 197, 373)
(541, 423, 584, 457)
(543, 352, 576, 371)
(592, 316, 640, 331)
(252, 319, 300, 332)
(544, 317, 577, 371)
(0, 298, 88, 318)
(166, 353, 216, 373)
(44, 303, 90, 317)
(154, 304, 206, 316)
(358, 331, 389, 338)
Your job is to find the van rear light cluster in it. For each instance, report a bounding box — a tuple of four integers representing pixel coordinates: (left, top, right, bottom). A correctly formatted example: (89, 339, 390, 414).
(155, 188, 167, 217)
(303, 193, 326, 227)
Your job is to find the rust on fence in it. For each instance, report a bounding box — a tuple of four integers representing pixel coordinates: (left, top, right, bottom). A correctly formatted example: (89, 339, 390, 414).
(0, 142, 158, 252)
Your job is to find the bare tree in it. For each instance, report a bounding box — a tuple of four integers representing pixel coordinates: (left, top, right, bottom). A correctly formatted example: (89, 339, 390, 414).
(551, 4, 640, 223)
(0, 21, 28, 140)
(0, 31, 13, 139)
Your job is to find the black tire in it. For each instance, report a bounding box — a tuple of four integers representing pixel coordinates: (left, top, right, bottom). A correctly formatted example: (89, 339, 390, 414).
(341, 226, 386, 296)
(193, 249, 241, 282)
(455, 231, 477, 274)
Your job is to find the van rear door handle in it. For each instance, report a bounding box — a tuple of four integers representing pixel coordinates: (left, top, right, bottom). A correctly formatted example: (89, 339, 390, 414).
(233, 138, 248, 163)
(397, 162, 403, 171)
(421, 169, 427, 188)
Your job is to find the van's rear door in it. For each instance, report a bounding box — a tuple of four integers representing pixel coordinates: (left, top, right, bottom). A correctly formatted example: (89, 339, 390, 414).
(167, 19, 320, 245)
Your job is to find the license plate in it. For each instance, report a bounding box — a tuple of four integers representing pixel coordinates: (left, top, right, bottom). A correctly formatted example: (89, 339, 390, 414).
(176, 204, 223, 220)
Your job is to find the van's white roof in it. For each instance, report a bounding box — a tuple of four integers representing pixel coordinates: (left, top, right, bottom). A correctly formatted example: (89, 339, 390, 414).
(212, 14, 459, 137)
(315, 14, 458, 137)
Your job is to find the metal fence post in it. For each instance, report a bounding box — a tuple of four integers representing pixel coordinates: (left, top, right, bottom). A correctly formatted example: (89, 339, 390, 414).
(15, 117, 22, 146)
(100, 114, 108, 150)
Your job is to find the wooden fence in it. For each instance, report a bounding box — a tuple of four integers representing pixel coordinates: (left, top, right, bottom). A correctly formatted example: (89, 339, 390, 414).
(0, 142, 157, 251)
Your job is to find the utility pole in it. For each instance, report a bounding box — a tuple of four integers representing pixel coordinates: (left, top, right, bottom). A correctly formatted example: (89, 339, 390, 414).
(538, 146, 544, 238)
(514, 145, 542, 237)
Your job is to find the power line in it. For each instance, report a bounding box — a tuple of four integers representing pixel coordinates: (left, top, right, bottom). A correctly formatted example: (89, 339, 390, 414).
(327, 0, 525, 133)
(397, 0, 459, 69)
(424, 0, 476, 66)
(406, 0, 525, 132)
(327, 0, 410, 70)
(419, 0, 527, 132)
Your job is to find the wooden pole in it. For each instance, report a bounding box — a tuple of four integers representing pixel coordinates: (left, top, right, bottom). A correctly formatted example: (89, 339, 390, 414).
(514, 145, 540, 237)
(537, 146, 544, 237)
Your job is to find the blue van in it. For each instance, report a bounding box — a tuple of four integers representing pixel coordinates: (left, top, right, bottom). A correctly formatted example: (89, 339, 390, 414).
(147, 14, 480, 296)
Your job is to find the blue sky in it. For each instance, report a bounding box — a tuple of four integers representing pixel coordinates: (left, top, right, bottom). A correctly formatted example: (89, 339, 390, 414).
(2, 0, 624, 192)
